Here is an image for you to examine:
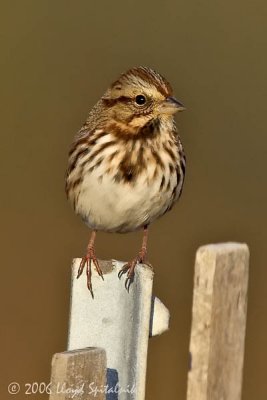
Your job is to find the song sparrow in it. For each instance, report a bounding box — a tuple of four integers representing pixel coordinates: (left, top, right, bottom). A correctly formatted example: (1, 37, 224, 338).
(65, 66, 186, 296)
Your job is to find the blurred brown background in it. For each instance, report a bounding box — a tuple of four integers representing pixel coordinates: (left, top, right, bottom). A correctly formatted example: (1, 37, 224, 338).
(1, 1, 266, 399)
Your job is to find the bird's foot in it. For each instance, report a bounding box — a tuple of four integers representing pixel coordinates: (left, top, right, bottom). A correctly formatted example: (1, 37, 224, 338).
(118, 251, 146, 291)
(77, 247, 104, 298)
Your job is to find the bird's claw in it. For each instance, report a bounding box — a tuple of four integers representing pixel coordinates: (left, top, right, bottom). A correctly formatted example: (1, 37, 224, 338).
(118, 256, 143, 291)
(77, 248, 103, 297)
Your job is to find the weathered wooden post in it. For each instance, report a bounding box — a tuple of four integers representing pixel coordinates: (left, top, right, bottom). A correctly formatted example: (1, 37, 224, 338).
(49, 260, 169, 400)
(187, 242, 249, 400)
(50, 348, 107, 400)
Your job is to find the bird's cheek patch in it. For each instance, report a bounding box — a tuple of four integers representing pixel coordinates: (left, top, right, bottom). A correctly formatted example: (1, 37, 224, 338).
(129, 115, 152, 128)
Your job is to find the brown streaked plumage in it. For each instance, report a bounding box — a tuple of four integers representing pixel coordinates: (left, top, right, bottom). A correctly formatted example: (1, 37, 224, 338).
(65, 66, 186, 296)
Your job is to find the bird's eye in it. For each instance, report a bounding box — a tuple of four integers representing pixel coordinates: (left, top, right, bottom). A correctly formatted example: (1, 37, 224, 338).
(135, 95, 146, 105)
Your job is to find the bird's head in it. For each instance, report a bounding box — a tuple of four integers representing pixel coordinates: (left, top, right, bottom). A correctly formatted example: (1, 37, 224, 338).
(100, 66, 185, 136)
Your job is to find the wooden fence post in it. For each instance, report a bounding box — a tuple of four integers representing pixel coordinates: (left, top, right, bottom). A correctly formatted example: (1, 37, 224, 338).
(187, 242, 249, 400)
(49, 347, 106, 400)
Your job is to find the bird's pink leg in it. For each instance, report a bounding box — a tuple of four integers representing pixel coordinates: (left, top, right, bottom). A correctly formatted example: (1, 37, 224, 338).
(77, 230, 103, 297)
(118, 225, 149, 290)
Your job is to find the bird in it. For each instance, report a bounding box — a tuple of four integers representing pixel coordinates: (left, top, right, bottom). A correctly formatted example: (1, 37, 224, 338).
(65, 66, 186, 296)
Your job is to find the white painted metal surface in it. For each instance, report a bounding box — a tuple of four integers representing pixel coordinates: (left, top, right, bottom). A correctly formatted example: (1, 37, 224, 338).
(68, 259, 169, 400)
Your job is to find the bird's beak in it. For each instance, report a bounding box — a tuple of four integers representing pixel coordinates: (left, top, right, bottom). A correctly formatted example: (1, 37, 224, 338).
(159, 97, 186, 115)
